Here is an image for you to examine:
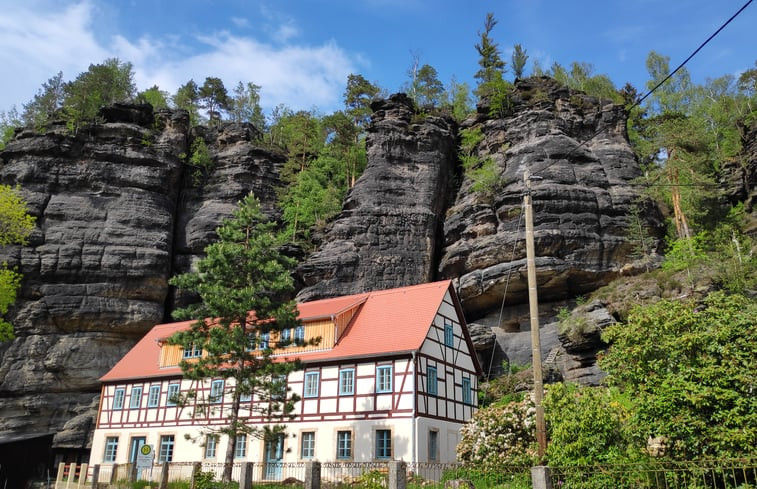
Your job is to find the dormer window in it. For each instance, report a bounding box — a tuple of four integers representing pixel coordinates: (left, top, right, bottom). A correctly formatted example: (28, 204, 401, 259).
(183, 343, 202, 359)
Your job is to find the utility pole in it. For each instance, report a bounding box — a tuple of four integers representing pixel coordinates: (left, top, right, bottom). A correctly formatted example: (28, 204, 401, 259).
(523, 169, 547, 458)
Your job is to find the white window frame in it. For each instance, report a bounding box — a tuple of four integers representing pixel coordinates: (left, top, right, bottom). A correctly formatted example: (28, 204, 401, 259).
(147, 385, 160, 408)
(300, 431, 315, 459)
(205, 435, 217, 459)
(210, 379, 224, 404)
(113, 388, 125, 410)
(376, 365, 393, 393)
(339, 368, 355, 396)
(158, 435, 174, 463)
(129, 386, 142, 409)
(234, 434, 247, 458)
(427, 366, 438, 395)
(294, 325, 305, 343)
(304, 371, 319, 398)
(183, 343, 202, 359)
(166, 383, 180, 406)
(104, 436, 118, 462)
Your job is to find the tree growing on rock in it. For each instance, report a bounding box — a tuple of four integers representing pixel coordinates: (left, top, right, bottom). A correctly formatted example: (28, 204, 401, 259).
(167, 193, 311, 481)
(0, 185, 36, 341)
(198, 77, 231, 125)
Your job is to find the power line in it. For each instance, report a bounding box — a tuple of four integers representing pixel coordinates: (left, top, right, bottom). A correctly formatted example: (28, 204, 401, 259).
(529, 0, 753, 179)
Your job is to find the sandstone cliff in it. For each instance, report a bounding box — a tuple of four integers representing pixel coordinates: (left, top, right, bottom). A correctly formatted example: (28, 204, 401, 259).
(0, 104, 284, 447)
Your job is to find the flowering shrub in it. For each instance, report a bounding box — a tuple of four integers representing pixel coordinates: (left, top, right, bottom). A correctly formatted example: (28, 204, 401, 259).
(457, 397, 538, 469)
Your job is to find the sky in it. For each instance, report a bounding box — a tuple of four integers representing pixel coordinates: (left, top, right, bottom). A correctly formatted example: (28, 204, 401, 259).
(1, 0, 755, 119)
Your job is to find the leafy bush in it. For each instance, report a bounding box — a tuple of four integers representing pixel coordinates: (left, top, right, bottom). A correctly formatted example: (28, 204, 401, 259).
(457, 397, 538, 468)
(600, 291, 757, 459)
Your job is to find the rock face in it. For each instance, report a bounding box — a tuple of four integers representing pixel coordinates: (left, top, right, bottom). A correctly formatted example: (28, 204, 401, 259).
(297, 94, 458, 301)
(440, 77, 663, 318)
(0, 105, 284, 446)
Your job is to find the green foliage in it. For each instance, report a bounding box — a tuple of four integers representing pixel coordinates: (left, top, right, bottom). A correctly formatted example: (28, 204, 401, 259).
(229, 81, 265, 130)
(485, 77, 515, 118)
(0, 107, 21, 150)
(443, 77, 473, 121)
(0, 185, 33, 245)
(544, 383, 633, 465)
(167, 193, 312, 477)
(408, 63, 445, 108)
(189, 137, 213, 186)
(458, 127, 502, 198)
(358, 470, 386, 489)
(343, 73, 381, 129)
(473, 12, 506, 99)
(62, 58, 136, 132)
(198, 77, 231, 125)
(511, 44, 528, 79)
(173, 79, 201, 125)
(0, 268, 22, 342)
(457, 397, 538, 469)
(546, 61, 622, 103)
(21, 71, 65, 127)
(137, 85, 169, 110)
(600, 291, 757, 459)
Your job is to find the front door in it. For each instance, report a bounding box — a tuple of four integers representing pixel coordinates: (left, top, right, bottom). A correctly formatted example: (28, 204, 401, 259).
(264, 434, 284, 480)
(129, 437, 146, 463)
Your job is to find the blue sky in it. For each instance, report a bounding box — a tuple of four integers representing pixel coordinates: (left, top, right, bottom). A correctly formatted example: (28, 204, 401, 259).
(1, 0, 755, 118)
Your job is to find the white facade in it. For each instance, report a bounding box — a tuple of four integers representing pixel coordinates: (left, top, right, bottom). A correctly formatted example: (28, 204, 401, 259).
(89, 283, 480, 469)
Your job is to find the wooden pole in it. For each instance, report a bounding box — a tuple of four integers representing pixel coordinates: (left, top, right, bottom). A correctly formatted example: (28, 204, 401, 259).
(523, 169, 547, 458)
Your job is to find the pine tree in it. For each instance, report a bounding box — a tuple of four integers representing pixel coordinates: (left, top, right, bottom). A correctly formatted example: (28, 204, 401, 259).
(167, 193, 309, 481)
(474, 12, 506, 99)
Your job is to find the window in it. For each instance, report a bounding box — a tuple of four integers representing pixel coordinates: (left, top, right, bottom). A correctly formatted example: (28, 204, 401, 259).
(234, 434, 247, 458)
(428, 430, 439, 461)
(260, 333, 269, 350)
(183, 343, 202, 359)
(376, 429, 392, 459)
(210, 380, 224, 403)
(147, 385, 160, 407)
(205, 435, 218, 459)
(462, 377, 472, 405)
(444, 319, 454, 347)
(281, 328, 291, 343)
(159, 435, 174, 463)
(240, 391, 252, 402)
(129, 386, 142, 409)
(339, 368, 355, 396)
(336, 431, 352, 459)
(272, 374, 287, 401)
(304, 372, 319, 398)
(294, 325, 305, 343)
(300, 432, 315, 459)
(166, 384, 180, 406)
(376, 365, 393, 393)
(427, 366, 438, 395)
(104, 437, 118, 462)
(113, 388, 125, 410)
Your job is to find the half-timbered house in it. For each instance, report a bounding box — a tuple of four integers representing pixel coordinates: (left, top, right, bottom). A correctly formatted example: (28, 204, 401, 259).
(88, 280, 481, 469)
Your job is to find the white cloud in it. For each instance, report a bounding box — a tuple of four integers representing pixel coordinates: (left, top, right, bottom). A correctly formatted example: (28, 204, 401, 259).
(230, 17, 250, 29)
(0, 1, 358, 116)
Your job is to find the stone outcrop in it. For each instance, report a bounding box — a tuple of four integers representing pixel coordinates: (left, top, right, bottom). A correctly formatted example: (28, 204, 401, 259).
(440, 77, 664, 318)
(0, 105, 284, 445)
(296, 94, 458, 301)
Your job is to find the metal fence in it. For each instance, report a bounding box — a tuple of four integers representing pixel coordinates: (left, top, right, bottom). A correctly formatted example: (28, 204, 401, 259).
(549, 458, 757, 489)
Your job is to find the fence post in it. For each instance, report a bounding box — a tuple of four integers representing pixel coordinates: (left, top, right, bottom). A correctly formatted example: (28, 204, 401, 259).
(91, 465, 100, 489)
(110, 464, 119, 485)
(531, 466, 552, 489)
(239, 462, 253, 489)
(190, 462, 202, 489)
(158, 462, 169, 489)
(66, 463, 77, 489)
(78, 463, 88, 488)
(129, 462, 138, 482)
(304, 461, 321, 489)
(389, 461, 407, 489)
(56, 462, 66, 486)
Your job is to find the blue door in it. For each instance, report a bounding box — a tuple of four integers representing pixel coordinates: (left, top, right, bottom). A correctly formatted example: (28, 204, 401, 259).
(264, 434, 284, 480)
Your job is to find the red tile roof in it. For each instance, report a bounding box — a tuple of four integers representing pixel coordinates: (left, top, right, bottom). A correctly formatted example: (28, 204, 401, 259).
(101, 280, 474, 382)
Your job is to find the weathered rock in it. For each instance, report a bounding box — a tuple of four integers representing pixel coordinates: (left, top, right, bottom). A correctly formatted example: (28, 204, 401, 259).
(0, 107, 285, 446)
(441, 77, 664, 317)
(296, 94, 458, 300)
(722, 119, 757, 234)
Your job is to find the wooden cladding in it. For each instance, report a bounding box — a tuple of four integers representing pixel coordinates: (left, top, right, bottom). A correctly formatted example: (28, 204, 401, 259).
(158, 320, 337, 368)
